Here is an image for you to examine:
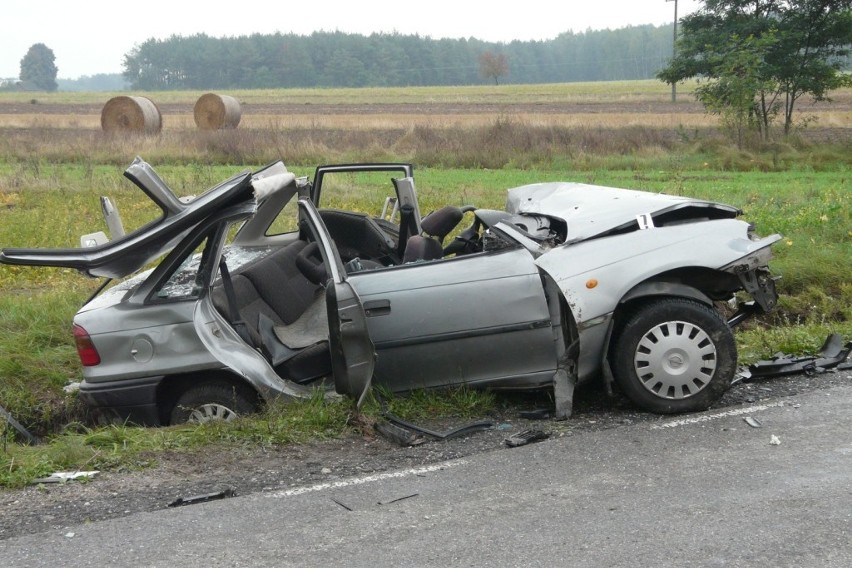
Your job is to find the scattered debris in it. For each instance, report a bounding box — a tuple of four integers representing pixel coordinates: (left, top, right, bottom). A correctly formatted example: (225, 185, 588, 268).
(378, 493, 419, 506)
(374, 420, 422, 447)
(64, 532, 75, 539)
(167, 487, 236, 508)
(1, 404, 40, 445)
(505, 429, 550, 448)
(769, 435, 781, 446)
(330, 497, 353, 511)
(63, 382, 81, 394)
(744, 416, 762, 428)
(382, 411, 493, 441)
(735, 333, 851, 383)
(321, 467, 332, 475)
(496, 423, 513, 431)
(32, 471, 99, 485)
(519, 408, 551, 420)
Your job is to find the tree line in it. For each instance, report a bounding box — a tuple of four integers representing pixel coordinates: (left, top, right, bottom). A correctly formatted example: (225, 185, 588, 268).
(121, 25, 677, 90)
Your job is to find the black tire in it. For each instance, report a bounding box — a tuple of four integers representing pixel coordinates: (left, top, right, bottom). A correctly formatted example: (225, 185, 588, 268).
(169, 381, 258, 424)
(610, 298, 736, 414)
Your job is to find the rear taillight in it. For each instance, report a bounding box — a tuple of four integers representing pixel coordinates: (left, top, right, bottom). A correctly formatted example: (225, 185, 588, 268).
(73, 324, 101, 366)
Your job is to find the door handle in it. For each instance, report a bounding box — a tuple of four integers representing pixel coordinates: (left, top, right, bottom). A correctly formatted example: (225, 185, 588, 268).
(364, 299, 391, 317)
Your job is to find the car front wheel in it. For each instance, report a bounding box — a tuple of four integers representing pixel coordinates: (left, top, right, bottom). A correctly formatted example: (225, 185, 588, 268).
(610, 298, 736, 414)
(170, 381, 258, 424)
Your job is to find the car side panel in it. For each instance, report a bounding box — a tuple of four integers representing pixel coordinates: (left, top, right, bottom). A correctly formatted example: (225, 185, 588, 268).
(534, 218, 780, 383)
(76, 302, 220, 383)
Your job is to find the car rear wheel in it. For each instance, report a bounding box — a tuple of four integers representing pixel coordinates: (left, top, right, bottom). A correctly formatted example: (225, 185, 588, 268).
(169, 381, 258, 424)
(610, 298, 736, 414)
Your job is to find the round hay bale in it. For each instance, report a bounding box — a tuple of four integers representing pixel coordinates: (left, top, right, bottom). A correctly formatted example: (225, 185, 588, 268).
(194, 93, 241, 130)
(100, 96, 162, 134)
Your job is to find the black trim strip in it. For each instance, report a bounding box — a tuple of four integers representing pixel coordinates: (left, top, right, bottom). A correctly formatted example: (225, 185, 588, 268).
(374, 319, 552, 349)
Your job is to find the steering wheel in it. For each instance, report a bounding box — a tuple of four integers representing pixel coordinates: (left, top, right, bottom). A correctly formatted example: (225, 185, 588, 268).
(296, 242, 329, 285)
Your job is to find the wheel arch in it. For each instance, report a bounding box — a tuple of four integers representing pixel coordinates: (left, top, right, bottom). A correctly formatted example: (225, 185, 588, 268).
(619, 280, 713, 310)
(156, 370, 262, 425)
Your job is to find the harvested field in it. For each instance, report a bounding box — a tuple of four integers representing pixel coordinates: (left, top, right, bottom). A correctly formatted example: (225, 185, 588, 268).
(1, 90, 850, 132)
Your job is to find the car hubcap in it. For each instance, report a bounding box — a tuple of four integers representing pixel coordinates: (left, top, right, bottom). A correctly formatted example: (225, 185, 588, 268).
(633, 320, 717, 400)
(188, 403, 239, 423)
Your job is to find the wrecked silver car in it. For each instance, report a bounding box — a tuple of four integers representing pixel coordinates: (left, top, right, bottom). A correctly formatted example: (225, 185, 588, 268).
(0, 159, 780, 424)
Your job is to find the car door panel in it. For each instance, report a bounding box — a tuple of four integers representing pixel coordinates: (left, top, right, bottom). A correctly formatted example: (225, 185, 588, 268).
(349, 247, 557, 390)
(299, 200, 376, 406)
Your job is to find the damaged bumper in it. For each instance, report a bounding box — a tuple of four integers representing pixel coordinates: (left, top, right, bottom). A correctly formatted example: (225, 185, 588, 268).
(721, 236, 781, 326)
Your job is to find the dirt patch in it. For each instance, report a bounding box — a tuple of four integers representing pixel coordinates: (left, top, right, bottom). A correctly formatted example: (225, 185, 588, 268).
(2, 368, 849, 541)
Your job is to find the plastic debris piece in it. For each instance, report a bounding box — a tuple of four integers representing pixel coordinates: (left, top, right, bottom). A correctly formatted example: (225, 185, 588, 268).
(374, 420, 420, 447)
(519, 408, 551, 420)
(505, 429, 549, 448)
(744, 416, 762, 428)
(168, 487, 236, 507)
(32, 471, 99, 484)
(769, 435, 781, 446)
(382, 411, 493, 440)
(741, 333, 851, 381)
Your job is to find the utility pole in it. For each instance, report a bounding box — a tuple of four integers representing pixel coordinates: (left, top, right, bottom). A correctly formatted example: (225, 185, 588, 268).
(666, 0, 678, 102)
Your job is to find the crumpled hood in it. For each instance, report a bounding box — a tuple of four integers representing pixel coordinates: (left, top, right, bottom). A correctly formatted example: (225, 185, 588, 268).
(506, 182, 740, 243)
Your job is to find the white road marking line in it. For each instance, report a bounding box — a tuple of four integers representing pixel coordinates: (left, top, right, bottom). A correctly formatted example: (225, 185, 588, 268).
(269, 460, 468, 498)
(651, 401, 787, 429)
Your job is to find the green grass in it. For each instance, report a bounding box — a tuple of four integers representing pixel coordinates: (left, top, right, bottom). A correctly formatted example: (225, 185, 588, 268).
(0, 386, 496, 489)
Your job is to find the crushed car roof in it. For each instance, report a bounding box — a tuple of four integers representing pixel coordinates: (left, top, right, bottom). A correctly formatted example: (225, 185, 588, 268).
(0, 158, 296, 279)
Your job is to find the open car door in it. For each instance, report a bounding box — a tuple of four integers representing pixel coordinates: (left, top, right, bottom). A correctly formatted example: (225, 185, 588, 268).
(299, 199, 376, 407)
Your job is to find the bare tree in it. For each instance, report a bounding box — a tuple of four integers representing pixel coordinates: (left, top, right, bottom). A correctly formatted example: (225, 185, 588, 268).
(479, 51, 509, 85)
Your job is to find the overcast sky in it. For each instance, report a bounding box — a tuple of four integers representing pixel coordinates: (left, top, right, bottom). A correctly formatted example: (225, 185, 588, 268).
(3, 0, 703, 79)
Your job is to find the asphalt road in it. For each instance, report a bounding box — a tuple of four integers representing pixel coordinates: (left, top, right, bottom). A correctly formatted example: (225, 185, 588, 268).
(3, 384, 852, 567)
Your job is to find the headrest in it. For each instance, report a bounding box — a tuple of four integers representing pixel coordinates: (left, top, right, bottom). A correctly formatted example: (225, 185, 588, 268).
(421, 206, 463, 240)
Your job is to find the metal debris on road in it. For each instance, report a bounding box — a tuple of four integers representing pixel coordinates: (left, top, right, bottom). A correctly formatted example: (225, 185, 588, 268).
(167, 487, 236, 507)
